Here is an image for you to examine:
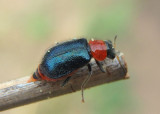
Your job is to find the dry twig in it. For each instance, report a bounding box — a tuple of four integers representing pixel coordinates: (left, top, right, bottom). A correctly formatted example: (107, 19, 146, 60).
(0, 52, 128, 111)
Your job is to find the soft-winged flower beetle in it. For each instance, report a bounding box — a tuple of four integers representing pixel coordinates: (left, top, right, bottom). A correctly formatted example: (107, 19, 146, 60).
(28, 36, 117, 102)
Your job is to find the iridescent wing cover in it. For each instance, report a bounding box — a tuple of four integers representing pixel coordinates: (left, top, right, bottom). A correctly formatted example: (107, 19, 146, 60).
(40, 38, 91, 79)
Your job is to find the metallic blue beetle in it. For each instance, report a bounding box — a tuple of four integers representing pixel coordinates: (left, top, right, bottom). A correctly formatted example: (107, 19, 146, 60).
(28, 38, 116, 102)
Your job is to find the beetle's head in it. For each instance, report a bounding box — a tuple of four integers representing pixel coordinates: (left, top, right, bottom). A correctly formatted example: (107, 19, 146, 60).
(104, 40, 116, 59)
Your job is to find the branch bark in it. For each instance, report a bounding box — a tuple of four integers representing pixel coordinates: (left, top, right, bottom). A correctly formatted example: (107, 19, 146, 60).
(0, 52, 129, 111)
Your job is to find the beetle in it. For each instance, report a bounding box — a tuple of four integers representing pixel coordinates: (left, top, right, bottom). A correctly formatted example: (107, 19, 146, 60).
(28, 37, 117, 102)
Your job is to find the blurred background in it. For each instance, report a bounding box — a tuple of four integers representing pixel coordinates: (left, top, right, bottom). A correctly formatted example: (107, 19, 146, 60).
(0, 0, 160, 114)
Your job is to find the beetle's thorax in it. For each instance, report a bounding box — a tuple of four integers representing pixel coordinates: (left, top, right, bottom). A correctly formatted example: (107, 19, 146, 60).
(88, 40, 107, 61)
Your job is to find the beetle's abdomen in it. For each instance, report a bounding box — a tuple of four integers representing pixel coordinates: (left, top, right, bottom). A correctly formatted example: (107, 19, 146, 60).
(39, 38, 91, 79)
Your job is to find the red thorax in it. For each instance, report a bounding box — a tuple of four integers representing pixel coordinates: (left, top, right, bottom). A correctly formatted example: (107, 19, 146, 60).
(89, 40, 107, 61)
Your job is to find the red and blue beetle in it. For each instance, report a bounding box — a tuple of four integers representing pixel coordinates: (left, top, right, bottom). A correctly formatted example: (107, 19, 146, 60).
(28, 37, 116, 102)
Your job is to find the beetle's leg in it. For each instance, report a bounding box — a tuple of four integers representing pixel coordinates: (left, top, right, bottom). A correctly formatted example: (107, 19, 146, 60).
(95, 60, 106, 73)
(81, 63, 92, 103)
(61, 76, 72, 87)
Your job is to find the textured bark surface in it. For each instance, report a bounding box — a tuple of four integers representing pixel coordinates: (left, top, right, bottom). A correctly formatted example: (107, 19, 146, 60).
(0, 52, 128, 111)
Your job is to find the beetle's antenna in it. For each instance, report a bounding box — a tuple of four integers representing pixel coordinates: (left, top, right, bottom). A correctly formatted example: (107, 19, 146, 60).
(81, 64, 92, 103)
(114, 35, 117, 49)
(113, 35, 123, 72)
(113, 35, 118, 62)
